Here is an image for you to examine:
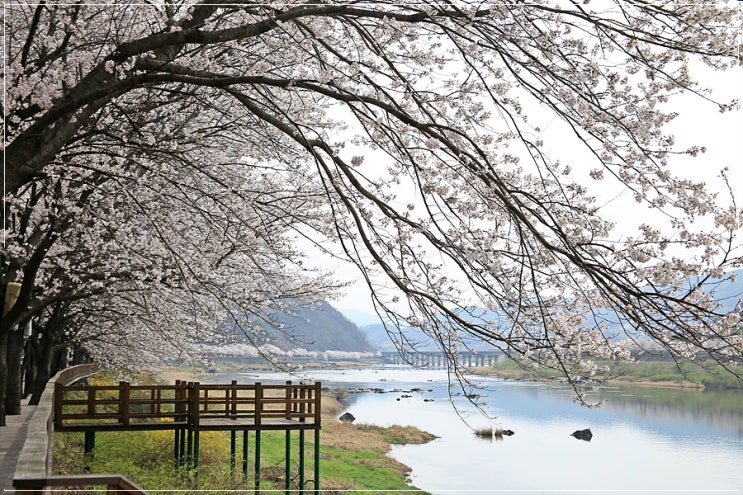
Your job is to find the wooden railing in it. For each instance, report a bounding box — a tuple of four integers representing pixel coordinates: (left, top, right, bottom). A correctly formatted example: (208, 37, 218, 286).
(54, 380, 322, 431)
(14, 474, 147, 495)
(54, 381, 189, 428)
(190, 381, 321, 427)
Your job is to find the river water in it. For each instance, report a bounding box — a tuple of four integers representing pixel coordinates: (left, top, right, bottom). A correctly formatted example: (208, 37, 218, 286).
(213, 367, 743, 495)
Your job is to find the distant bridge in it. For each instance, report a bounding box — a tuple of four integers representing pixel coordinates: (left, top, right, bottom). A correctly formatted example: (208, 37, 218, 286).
(379, 350, 503, 368)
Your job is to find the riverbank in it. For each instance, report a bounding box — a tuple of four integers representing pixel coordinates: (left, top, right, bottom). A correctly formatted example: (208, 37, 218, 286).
(52, 369, 436, 493)
(472, 357, 742, 390)
(471, 366, 703, 389)
(199, 354, 742, 391)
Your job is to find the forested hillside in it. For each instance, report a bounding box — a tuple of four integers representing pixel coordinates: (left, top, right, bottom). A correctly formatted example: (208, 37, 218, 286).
(238, 302, 374, 353)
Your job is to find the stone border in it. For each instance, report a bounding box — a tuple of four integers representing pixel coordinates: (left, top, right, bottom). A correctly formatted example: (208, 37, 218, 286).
(13, 364, 100, 484)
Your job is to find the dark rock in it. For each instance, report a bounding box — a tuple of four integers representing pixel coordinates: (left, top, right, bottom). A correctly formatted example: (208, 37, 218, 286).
(338, 412, 355, 423)
(494, 428, 514, 437)
(571, 428, 593, 441)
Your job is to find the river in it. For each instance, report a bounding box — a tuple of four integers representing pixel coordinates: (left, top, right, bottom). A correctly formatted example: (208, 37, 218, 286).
(212, 366, 743, 494)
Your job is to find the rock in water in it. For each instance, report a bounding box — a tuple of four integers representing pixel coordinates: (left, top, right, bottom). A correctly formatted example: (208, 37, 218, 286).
(338, 412, 356, 423)
(571, 428, 593, 441)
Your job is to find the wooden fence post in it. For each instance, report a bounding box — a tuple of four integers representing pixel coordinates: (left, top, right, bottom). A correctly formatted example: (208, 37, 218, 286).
(189, 382, 200, 429)
(53, 382, 63, 429)
(254, 382, 262, 426)
(314, 382, 321, 426)
(87, 388, 96, 419)
(299, 386, 306, 423)
(284, 380, 291, 419)
(119, 382, 130, 426)
(230, 380, 237, 419)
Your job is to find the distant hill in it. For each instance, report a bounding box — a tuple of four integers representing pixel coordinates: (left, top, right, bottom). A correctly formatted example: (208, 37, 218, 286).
(237, 301, 375, 353)
(361, 323, 398, 352)
(340, 310, 402, 351)
(339, 308, 384, 327)
(220, 271, 741, 356)
(344, 269, 743, 351)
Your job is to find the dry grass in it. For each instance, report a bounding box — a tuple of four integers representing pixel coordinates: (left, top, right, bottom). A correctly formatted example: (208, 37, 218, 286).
(474, 427, 493, 438)
(156, 368, 199, 383)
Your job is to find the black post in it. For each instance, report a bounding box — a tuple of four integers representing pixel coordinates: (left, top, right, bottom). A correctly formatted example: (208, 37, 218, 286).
(285, 430, 291, 495)
(174, 428, 183, 468)
(242, 430, 249, 477)
(230, 430, 237, 473)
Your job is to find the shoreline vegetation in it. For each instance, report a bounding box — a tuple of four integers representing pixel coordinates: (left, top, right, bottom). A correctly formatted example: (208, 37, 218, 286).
(473, 357, 742, 390)
(53, 369, 436, 494)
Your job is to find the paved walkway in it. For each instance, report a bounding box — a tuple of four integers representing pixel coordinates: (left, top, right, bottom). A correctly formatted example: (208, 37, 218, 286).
(0, 400, 36, 494)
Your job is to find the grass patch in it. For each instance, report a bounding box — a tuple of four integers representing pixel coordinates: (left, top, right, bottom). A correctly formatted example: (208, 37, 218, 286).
(604, 359, 742, 389)
(479, 357, 742, 390)
(473, 427, 493, 438)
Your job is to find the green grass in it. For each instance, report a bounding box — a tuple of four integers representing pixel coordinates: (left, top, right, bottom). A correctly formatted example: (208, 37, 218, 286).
(55, 426, 432, 494)
(599, 358, 743, 389)
(485, 356, 742, 390)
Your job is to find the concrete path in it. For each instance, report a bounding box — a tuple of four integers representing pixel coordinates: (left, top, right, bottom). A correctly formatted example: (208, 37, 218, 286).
(0, 400, 36, 494)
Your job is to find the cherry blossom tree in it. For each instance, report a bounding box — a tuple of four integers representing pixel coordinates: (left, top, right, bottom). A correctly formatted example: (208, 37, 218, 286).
(1, 65, 340, 413)
(3, 1, 743, 417)
(2, 119, 339, 407)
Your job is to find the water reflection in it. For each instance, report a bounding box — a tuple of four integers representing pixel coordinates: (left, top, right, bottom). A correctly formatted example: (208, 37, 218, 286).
(589, 385, 743, 435)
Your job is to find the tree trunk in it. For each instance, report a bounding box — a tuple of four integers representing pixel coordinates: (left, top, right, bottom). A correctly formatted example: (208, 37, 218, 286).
(28, 333, 56, 405)
(0, 331, 7, 426)
(4, 326, 24, 415)
(23, 338, 38, 399)
(72, 346, 91, 365)
(51, 346, 68, 377)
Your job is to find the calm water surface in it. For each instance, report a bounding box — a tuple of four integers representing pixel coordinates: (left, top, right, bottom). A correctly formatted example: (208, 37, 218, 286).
(215, 367, 743, 495)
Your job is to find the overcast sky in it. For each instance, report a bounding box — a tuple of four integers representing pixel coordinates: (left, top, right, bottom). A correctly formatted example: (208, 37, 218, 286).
(324, 64, 743, 317)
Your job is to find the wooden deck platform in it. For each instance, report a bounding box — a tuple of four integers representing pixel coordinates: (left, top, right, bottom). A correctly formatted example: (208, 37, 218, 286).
(51, 378, 323, 493)
(11, 367, 322, 495)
